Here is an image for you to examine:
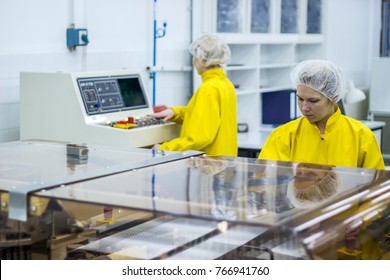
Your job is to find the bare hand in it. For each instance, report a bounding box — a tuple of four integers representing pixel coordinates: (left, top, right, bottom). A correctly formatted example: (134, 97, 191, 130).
(152, 144, 161, 150)
(148, 108, 174, 122)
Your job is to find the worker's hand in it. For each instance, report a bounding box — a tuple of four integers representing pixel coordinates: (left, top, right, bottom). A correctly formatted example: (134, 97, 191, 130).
(152, 143, 161, 150)
(148, 108, 174, 122)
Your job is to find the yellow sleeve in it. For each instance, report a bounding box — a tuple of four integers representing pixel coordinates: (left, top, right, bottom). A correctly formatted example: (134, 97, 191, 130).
(360, 132, 385, 170)
(170, 106, 187, 124)
(160, 85, 221, 152)
(258, 127, 291, 161)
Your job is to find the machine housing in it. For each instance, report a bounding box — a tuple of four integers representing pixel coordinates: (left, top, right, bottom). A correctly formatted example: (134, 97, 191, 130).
(20, 70, 181, 148)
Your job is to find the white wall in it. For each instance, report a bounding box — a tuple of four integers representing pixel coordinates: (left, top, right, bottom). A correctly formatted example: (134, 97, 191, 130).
(324, 0, 382, 87)
(0, 0, 384, 143)
(324, 0, 382, 119)
(0, 0, 192, 143)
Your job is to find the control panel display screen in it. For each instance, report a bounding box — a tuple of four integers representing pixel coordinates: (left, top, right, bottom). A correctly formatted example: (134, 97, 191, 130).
(77, 75, 149, 115)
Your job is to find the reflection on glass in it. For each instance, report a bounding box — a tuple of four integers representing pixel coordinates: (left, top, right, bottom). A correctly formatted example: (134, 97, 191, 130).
(190, 157, 240, 220)
(281, 0, 297, 33)
(246, 161, 294, 219)
(211, 162, 240, 220)
(217, 0, 243, 33)
(307, 0, 322, 34)
(309, 188, 390, 260)
(5, 141, 390, 260)
(251, 0, 270, 33)
(36, 153, 383, 228)
(287, 163, 340, 208)
(66, 143, 89, 173)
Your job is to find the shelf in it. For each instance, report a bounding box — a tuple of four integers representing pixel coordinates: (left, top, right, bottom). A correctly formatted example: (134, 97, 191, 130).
(225, 65, 259, 71)
(235, 89, 263, 96)
(236, 86, 294, 96)
(192, 0, 325, 136)
(227, 69, 259, 94)
(295, 43, 324, 62)
(260, 67, 292, 89)
(259, 63, 295, 69)
(147, 65, 192, 72)
(228, 44, 259, 66)
(227, 63, 295, 71)
(259, 86, 294, 93)
(296, 35, 324, 44)
(260, 43, 295, 65)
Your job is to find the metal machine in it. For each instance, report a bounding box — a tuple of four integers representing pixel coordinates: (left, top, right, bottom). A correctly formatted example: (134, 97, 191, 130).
(1, 140, 390, 260)
(20, 70, 181, 148)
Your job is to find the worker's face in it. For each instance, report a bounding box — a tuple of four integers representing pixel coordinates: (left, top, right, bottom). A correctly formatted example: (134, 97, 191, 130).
(296, 85, 335, 124)
(192, 56, 206, 75)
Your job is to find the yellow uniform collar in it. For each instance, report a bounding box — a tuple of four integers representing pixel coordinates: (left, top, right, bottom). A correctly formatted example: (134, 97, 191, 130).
(306, 106, 342, 134)
(201, 67, 225, 82)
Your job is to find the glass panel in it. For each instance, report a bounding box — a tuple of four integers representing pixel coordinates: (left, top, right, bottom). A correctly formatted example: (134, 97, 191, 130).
(37, 156, 385, 227)
(281, 0, 298, 33)
(34, 157, 390, 260)
(0, 140, 176, 192)
(307, 0, 322, 34)
(2, 141, 390, 260)
(251, 0, 270, 33)
(217, 0, 244, 33)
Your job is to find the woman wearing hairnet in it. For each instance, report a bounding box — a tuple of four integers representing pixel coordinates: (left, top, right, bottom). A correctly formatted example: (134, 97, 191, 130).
(150, 34, 237, 156)
(259, 59, 385, 170)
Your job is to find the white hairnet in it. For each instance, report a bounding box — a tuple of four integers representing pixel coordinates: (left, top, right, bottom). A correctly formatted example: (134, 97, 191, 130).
(290, 60, 347, 103)
(189, 34, 231, 67)
(287, 171, 340, 209)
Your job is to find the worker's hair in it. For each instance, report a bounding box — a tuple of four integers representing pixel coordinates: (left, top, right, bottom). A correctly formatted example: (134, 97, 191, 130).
(287, 169, 340, 208)
(290, 59, 347, 103)
(189, 34, 231, 67)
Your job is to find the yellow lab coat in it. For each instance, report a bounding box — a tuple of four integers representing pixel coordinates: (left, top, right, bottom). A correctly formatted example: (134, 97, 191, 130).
(259, 108, 385, 169)
(161, 68, 237, 156)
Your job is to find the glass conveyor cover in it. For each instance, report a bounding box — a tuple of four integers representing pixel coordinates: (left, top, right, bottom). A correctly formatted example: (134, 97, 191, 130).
(1, 140, 390, 260)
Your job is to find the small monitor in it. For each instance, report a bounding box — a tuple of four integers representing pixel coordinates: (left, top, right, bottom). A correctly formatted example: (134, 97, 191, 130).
(77, 74, 149, 115)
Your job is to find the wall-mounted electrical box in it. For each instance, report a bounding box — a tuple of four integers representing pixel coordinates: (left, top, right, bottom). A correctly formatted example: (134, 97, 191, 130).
(67, 28, 89, 48)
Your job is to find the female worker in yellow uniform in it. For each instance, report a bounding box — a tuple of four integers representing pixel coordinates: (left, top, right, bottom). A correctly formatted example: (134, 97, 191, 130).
(150, 34, 237, 156)
(259, 59, 385, 170)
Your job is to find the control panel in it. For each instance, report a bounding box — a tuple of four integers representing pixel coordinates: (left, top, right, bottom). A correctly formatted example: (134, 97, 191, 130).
(77, 74, 148, 115)
(110, 116, 165, 129)
(20, 70, 181, 148)
(79, 79, 123, 114)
